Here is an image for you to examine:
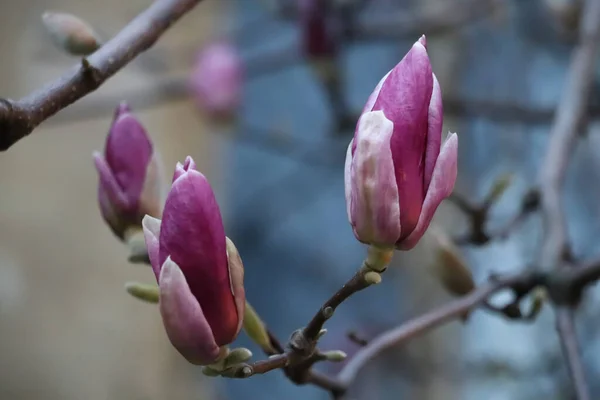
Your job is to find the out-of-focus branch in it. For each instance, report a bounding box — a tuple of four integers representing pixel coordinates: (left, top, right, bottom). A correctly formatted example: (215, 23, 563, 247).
(449, 187, 540, 246)
(333, 258, 600, 398)
(354, 0, 503, 41)
(536, 0, 600, 398)
(0, 0, 204, 151)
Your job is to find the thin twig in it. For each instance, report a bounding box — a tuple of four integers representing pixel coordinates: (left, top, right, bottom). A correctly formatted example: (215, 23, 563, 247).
(555, 307, 590, 400)
(0, 0, 204, 151)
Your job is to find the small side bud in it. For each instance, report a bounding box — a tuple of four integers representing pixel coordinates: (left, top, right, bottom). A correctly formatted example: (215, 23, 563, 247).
(317, 328, 328, 339)
(224, 347, 253, 368)
(364, 271, 382, 285)
(429, 227, 475, 297)
(125, 282, 159, 303)
(42, 12, 101, 56)
(485, 172, 513, 207)
(524, 288, 547, 320)
(321, 350, 347, 362)
(242, 302, 275, 354)
(124, 227, 150, 264)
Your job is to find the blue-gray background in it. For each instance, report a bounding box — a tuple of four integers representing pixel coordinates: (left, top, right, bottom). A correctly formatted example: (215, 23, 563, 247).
(210, 0, 600, 399)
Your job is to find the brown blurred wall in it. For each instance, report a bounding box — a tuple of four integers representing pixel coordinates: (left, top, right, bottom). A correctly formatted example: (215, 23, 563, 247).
(0, 0, 224, 399)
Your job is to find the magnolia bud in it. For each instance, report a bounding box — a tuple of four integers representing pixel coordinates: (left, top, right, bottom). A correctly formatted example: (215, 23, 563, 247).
(42, 12, 101, 55)
(142, 157, 245, 365)
(190, 41, 243, 125)
(321, 350, 347, 362)
(93, 103, 163, 241)
(345, 35, 458, 250)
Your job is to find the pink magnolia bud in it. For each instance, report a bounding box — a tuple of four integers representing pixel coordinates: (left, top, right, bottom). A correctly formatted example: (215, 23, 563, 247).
(93, 103, 162, 240)
(142, 157, 245, 365)
(189, 41, 243, 122)
(297, 0, 338, 60)
(344, 35, 458, 250)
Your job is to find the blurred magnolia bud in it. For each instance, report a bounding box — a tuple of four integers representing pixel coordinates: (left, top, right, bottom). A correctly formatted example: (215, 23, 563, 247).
(429, 226, 475, 297)
(190, 41, 243, 126)
(297, 0, 339, 61)
(345, 36, 458, 250)
(243, 302, 275, 354)
(142, 157, 245, 365)
(42, 11, 101, 56)
(125, 282, 159, 304)
(93, 103, 163, 241)
(484, 172, 513, 207)
(544, 0, 581, 35)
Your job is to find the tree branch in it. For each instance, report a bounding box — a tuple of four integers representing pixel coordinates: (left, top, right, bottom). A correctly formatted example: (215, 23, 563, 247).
(0, 0, 204, 151)
(535, 0, 600, 397)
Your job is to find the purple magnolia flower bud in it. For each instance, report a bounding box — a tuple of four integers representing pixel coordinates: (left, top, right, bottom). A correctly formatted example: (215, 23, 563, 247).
(190, 41, 243, 122)
(142, 157, 245, 365)
(344, 35, 458, 250)
(93, 103, 162, 240)
(297, 0, 338, 60)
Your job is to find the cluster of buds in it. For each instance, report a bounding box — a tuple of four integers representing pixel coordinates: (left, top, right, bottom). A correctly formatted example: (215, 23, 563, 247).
(189, 41, 244, 126)
(344, 35, 458, 251)
(93, 34, 461, 369)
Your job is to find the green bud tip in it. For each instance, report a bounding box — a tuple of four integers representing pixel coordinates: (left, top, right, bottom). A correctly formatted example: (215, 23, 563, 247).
(364, 271, 382, 285)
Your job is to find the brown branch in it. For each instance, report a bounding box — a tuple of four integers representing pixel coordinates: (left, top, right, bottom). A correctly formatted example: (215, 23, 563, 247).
(535, 0, 600, 397)
(538, 0, 600, 269)
(333, 259, 600, 397)
(0, 0, 204, 151)
(556, 307, 590, 400)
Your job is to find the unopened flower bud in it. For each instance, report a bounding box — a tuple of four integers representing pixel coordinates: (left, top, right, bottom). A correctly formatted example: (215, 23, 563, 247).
(142, 157, 245, 365)
(345, 35, 458, 250)
(93, 103, 163, 241)
(190, 41, 243, 125)
(42, 11, 101, 56)
(429, 226, 475, 297)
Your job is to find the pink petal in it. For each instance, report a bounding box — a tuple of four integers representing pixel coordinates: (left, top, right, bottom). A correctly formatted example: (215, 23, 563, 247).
(138, 153, 164, 219)
(159, 257, 220, 365)
(142, 215, 162, 280)
(350, 111, 401, 246)
(225, 237, 245, 336)
(172, 156, 197, 183)
(93, 152, 130, 211)
(424, 73, 443, 191)
(105, 114, 153, 208)
(418, 34, 427, 48)
(344, 139, 354, 224)
(361, 71, 391, 115)
(373, 40, 433, 238)
(397, 133, 458, 250)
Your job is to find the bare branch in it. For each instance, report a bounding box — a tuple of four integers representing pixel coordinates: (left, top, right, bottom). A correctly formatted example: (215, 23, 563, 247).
(556, 307, 590, 400)
(538, 0, 600, 269)
(0, 0, 204, 151)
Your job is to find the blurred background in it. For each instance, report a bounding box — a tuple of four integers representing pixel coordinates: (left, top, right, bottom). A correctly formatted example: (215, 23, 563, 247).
(2, 0, 600, 399)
